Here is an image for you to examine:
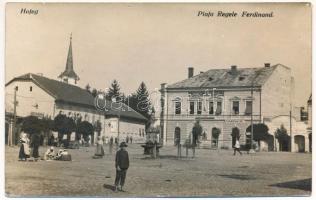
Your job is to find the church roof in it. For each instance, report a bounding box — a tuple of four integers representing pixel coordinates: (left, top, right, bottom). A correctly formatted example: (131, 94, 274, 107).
(6, 73, 147, 122)
(58, 35, 80, 80)
(167, 64, 283, 89)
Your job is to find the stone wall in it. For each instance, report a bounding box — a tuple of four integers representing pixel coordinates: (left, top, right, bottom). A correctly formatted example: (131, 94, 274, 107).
(261, 65, 292, 119)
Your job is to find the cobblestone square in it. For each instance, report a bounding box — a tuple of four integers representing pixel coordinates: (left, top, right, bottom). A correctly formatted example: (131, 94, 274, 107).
(5, 144, 311, 197)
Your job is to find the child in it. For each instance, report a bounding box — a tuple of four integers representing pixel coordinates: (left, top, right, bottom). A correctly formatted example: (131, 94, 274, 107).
(114, 142, 129, 192)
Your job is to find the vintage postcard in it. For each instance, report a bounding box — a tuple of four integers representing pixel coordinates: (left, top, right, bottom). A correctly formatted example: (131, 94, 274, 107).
(4, 2, 312, 198)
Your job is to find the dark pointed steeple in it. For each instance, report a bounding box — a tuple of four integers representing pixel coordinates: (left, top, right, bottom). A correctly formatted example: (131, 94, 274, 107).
(58, 33, 80, 84)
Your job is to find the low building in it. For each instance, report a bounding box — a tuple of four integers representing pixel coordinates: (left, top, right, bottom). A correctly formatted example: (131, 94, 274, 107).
(5, 35, 147, 144)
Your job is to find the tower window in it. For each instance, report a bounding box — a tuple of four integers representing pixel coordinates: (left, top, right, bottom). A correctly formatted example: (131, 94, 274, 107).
(232, 101, 239, 115)
(245, 101, 252, 115)
(189, 102, 195, 115)
(175, 101, 181, 115)
(239, 76, 245, 81)
(209, 101, 214, 115)
(197, 101, 202, 115)
(30, 86, 32, 92)
(216, 102, 222, 115)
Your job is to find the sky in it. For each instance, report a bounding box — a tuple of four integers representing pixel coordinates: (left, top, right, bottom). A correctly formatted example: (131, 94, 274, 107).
(5, 3, 311, 107)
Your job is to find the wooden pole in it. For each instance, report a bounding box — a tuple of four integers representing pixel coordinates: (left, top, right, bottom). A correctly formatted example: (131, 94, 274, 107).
(12, 87, 18, 146)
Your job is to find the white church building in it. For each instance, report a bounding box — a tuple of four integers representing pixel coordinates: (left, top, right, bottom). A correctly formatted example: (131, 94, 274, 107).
(5, 35, 147, 145)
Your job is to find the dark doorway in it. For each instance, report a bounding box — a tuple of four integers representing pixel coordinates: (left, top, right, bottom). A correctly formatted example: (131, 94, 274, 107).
(308, 133, 312, 152)
(174, 127, 181, 145)
(279, 139, 290, 152)
(231, 127, 240, 148)
(294, 135, 305, 153)
(211, 127, 221, 148)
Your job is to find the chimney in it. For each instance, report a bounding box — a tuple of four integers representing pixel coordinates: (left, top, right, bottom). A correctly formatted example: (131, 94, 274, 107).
(160, 83, 167, 90)
(188, 67, 194, 78)
(160, 83, 167, 94)
(264, 63, 270, 68)
(230, 65, 237, 75)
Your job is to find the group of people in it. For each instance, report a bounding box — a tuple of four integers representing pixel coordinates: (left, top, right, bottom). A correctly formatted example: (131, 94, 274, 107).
(125, 136, 133, 144)
(18, 133, 41, 161)
(19, 132, 72, 161)
(44, 146, 72, 161)
(18, 132, 130, 192)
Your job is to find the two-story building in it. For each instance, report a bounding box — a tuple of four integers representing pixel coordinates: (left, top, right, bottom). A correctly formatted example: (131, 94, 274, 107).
(160, 63, 309, 151)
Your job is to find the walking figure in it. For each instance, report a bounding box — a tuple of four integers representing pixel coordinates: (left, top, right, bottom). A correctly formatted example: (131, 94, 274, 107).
(114, 142, 129, 192)
(115, 137, 119, 150)
(30, 133, 41, 161)
(233, 139, 242, 156)
(109, 136, 114, 155)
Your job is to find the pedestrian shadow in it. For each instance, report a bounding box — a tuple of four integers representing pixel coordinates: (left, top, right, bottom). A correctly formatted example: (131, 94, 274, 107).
(217, 174, 256, 180)
(269, 178, 311, 191)
(140, 155, 188, 160)
(103, 184, 116, 191)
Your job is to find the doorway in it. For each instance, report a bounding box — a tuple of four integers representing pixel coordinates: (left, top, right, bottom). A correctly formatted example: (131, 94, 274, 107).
(174, 127, 181, 145)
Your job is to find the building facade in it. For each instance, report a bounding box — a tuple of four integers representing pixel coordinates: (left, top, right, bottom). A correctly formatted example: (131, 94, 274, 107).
(5, 35, 147, 144)
(160, 63, 310, 152)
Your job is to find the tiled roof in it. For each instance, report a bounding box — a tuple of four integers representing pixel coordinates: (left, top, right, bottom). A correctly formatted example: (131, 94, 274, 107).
(6, 73, 147, 122)
(167, 64, 280, 89)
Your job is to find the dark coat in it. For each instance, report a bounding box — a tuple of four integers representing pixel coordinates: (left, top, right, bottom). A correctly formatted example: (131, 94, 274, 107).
(115, 149, 129, 170)
(30, 134, 40, 147)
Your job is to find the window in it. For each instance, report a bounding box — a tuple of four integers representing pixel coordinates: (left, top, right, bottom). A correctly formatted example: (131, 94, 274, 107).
(175, 101, 181, 115)
(209, 101, 214, 115)
(189, 102, 195, 115)
(239, 76, 245, 81)
(216, 102, 222, 115)
(15, 86, 18, 91)
(245, 101, 252, 115)
(30, 86, 32, 92)
(232, 101, 239, 115)
(197, 101, 202, 115)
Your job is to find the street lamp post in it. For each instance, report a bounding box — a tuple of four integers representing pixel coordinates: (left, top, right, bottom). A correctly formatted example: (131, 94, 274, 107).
(249, 84, 255, 154)
(212, 88, 216, 115)
(11, 86, 18, 146)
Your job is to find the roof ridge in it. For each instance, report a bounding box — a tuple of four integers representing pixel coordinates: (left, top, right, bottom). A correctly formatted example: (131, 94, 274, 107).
(167, 65, 279, 89)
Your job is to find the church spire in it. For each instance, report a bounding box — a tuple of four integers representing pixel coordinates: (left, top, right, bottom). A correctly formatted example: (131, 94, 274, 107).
(58, 33, 80, 85)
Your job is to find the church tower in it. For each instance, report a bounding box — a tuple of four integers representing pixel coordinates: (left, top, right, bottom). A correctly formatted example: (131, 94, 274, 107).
(58, 34, 80, 85)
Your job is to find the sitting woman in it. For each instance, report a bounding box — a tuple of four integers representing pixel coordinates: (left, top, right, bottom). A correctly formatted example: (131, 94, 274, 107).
(44, 146, 56, 161)
(55, 149, 72, 161)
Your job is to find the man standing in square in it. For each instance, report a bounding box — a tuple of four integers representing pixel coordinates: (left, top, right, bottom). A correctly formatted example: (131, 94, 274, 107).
(114, 142, 129, 192)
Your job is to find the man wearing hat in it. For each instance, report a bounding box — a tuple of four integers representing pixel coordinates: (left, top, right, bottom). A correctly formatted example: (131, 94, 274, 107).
(114, 142, 129, 192)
